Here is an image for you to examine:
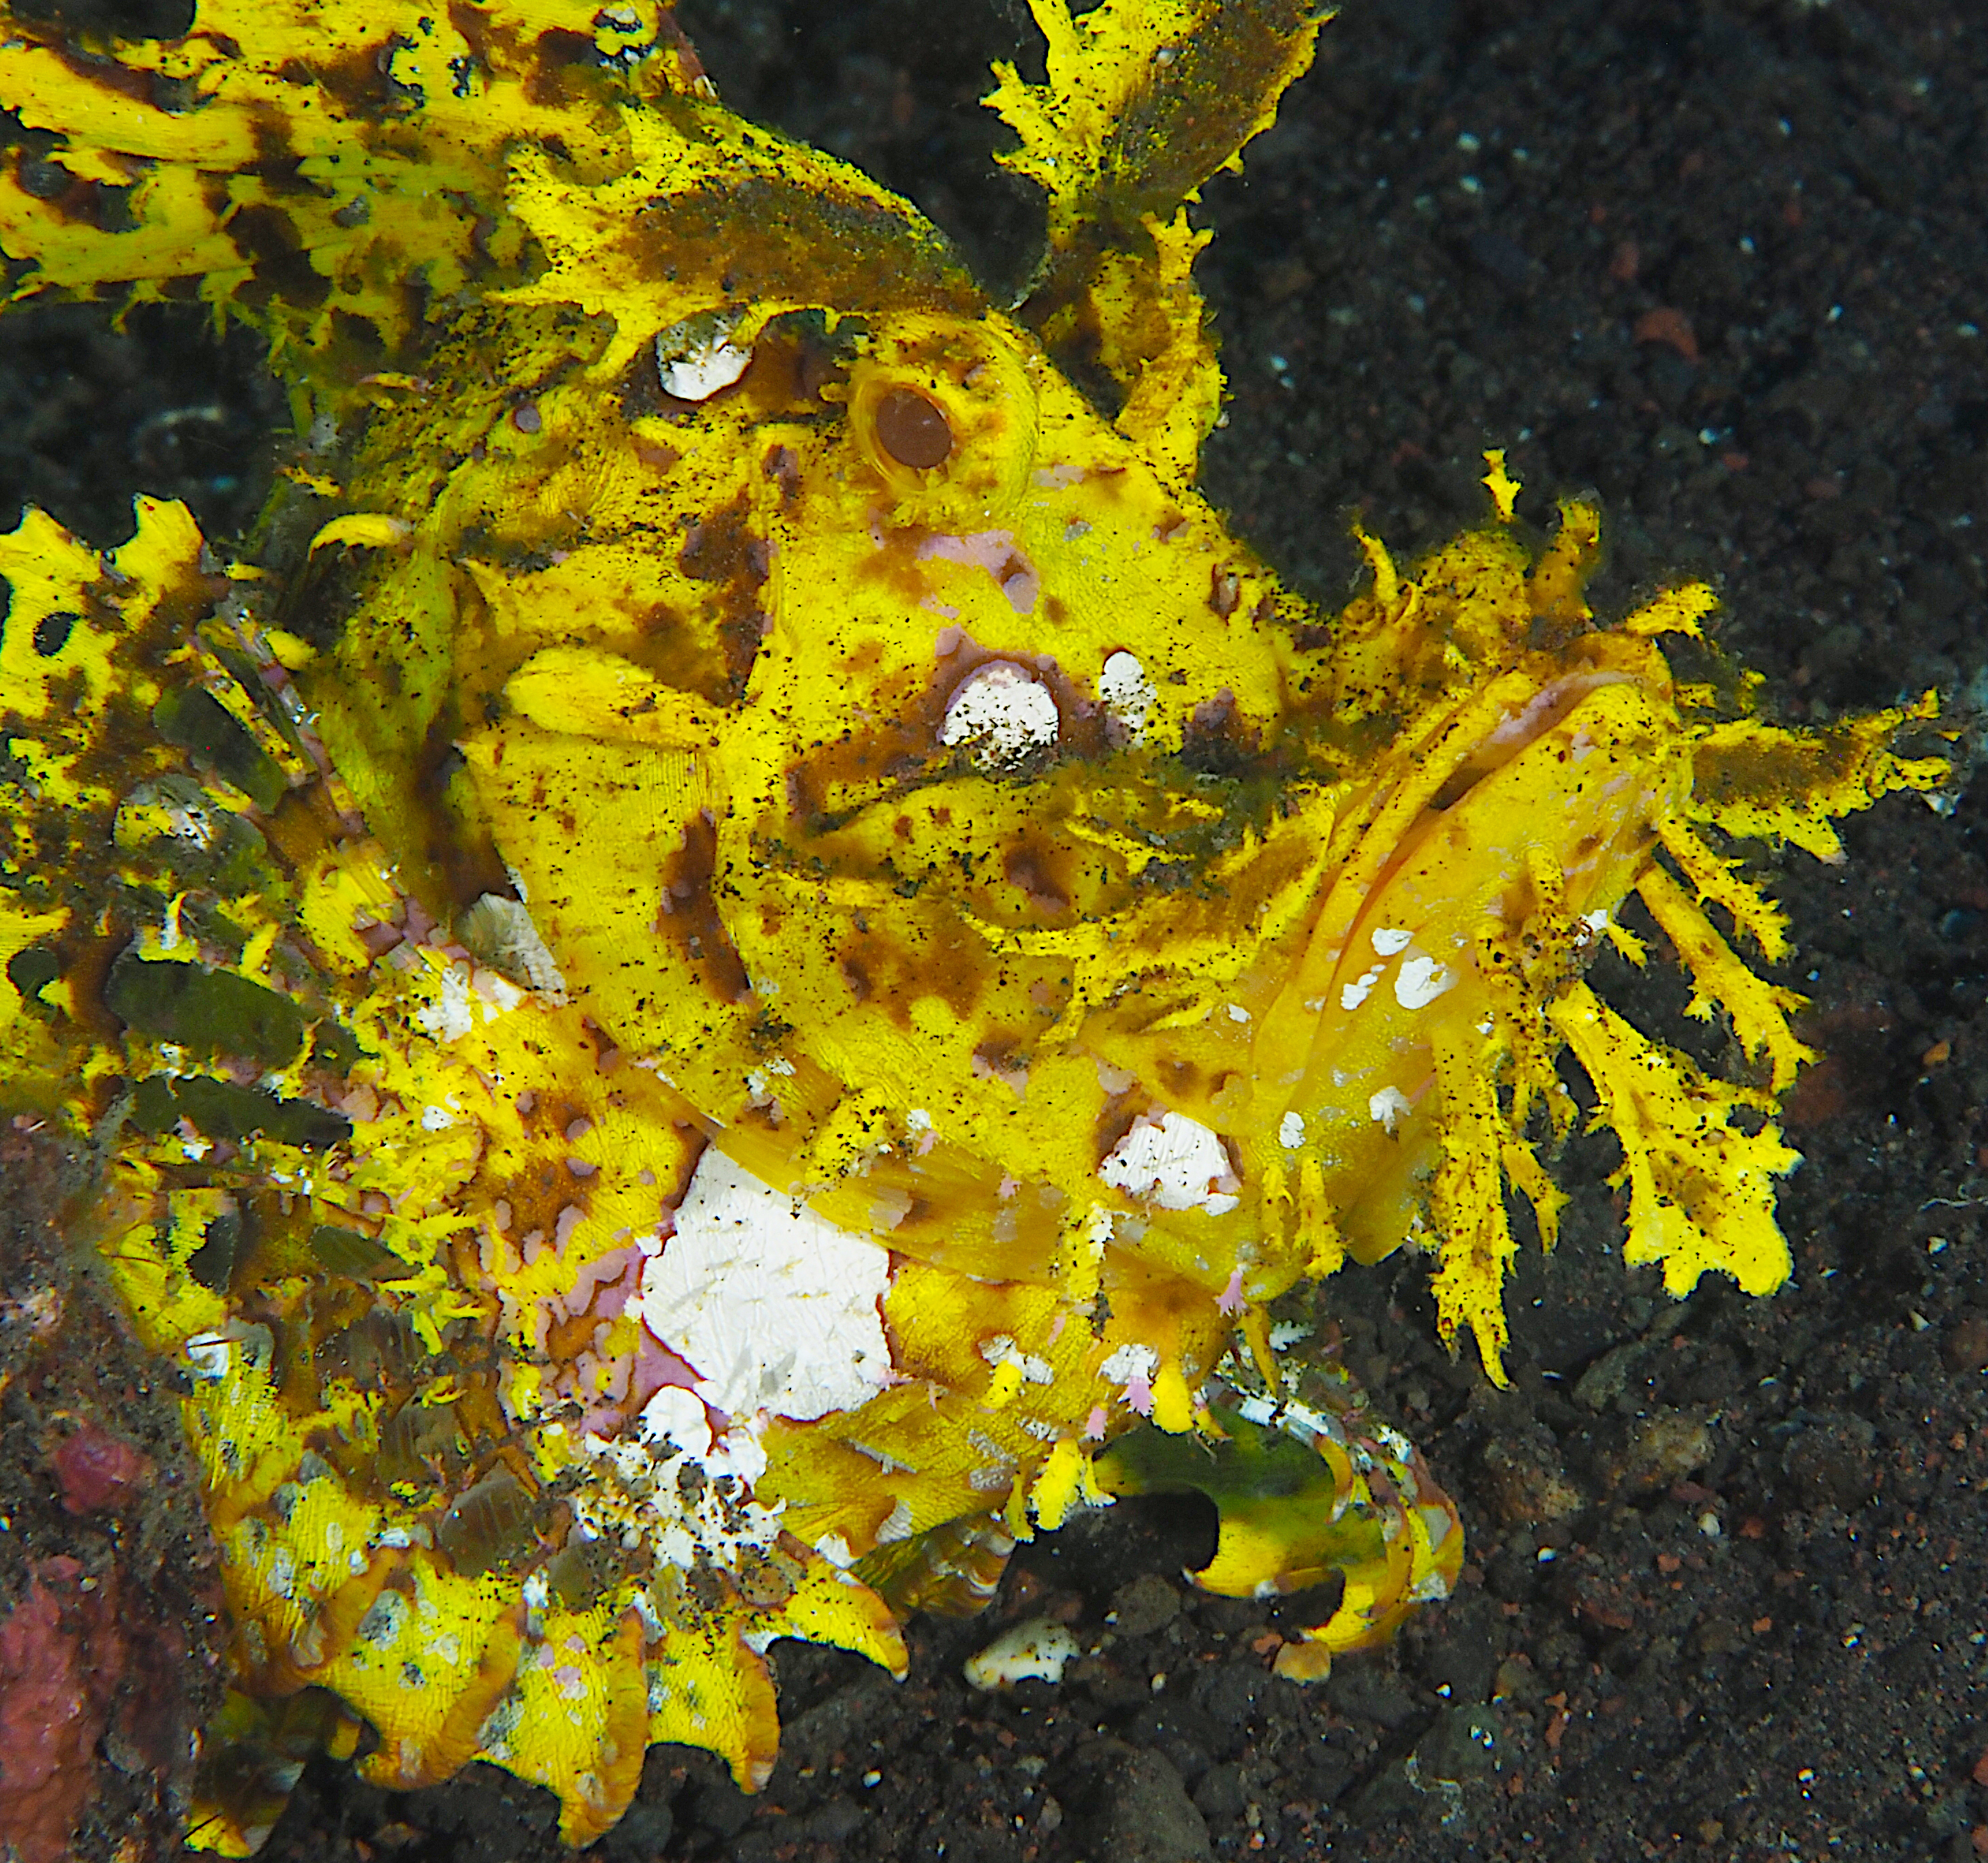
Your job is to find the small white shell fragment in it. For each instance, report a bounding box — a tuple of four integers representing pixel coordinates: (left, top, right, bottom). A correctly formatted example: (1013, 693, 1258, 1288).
(1098, 649, 1156, 739)
(184, 1334, 232, 1381)
(1370, 925, 1413, 956)
(941, 661, 1060, 764)
(963, 1616, 1083, 1692)
(1099, 1109, 1238, 1213)
(657, 329, 751, 401)
(1278, 1110, 1306, 1149)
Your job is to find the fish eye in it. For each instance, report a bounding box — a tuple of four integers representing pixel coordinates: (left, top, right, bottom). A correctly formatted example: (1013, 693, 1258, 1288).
(873, 387, 952, 469)
(844, 314, 1038, 521)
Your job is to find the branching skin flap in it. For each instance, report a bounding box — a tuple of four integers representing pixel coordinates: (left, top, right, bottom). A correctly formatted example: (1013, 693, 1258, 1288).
(0, 0, 1947, 1849)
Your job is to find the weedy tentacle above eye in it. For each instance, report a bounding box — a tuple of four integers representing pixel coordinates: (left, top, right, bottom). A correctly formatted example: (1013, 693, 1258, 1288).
(0, 0, 1953, 1853)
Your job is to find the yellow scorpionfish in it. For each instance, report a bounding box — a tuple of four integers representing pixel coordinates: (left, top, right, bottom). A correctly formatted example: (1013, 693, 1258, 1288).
(0, 0, 1946, 1847)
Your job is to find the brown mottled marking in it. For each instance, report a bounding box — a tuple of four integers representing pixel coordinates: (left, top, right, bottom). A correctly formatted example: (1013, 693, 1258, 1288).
(1002, 842, 1073, 918)
(229, 202, 329, 309)
(657, 809, 752, 1002)
(618, 178, 979, 325)
(588, 1609, 652, 1834)
(679, 490, 770, 698)
(523, 26, 598, 108)
(378, 1398, 465, 1489)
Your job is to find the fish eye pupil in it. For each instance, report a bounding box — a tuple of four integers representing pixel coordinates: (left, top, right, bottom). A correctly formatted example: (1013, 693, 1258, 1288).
(874, 387, 952, 469)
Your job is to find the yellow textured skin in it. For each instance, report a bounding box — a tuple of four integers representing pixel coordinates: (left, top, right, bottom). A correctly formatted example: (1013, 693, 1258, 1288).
(0, 0, 1949, 1849)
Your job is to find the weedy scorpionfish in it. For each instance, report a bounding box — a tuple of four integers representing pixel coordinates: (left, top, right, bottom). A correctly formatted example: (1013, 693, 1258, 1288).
(0, 0, 1946, 1846)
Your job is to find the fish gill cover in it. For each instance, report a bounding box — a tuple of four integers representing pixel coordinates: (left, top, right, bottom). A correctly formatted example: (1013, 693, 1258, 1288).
(0, 0, 1950, 1848)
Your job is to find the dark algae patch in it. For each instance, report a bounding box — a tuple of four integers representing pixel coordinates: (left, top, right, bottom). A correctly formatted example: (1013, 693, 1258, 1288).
(4, 0, 1987, 1858)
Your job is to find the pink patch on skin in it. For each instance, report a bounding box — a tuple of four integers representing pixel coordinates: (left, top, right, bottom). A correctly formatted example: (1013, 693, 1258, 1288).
(553, 1204, 585, 1253)
(338, 1084, 381, 1122)
(1082, 1405, 1109, 1441)
(570, 1316, 700, 1439)
(915, 530, 1040, 615)
(1122, 1372, 1155, 1416)
(564, 1245, 639, 1322)
(1217, 1267, 1247, 1315)
(1045, 1312, 1067, 1347)
(626, 1322, 701, 1409)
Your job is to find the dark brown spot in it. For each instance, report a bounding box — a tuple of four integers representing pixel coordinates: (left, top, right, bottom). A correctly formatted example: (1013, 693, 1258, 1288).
(680, 491, 771, 698)
(874, 387, 952, 470)
(31, 611, 74, 657)
(763, 443, 801, 506)
(1179, 687, 1260, 777)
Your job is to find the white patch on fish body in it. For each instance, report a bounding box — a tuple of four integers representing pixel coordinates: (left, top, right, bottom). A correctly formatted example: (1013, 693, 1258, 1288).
(1394, 954, 1457, 1010)
(1340, 963, 1383, 1011)
(1098, 1110, 1239, 1214)
(657, 331, 750, 401)
(940, 661, 1060, 765)
(1098, 649, 1157, 740)
(637, 1147, 894, 1422)
(1368, 1086, 1412, 1135)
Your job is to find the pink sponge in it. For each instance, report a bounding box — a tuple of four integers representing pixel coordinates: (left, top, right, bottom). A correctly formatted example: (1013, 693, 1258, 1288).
(51, 1422, 150, 1515)
(0, 1558, 122, 1863)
